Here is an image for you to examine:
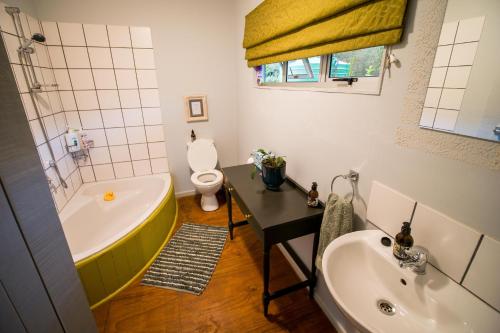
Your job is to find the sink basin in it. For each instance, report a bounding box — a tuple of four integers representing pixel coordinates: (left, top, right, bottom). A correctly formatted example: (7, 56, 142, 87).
(322, 230, 500, 333)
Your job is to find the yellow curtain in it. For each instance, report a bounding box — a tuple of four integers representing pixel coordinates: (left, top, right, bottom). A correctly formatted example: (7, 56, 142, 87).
(243, 0, 408, 67)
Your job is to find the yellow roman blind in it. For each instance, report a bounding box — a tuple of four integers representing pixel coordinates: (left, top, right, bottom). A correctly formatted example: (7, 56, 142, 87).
(243, 0, 408, 67)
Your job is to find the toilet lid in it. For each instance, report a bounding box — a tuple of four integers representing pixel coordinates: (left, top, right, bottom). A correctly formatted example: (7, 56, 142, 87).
(187, 139, 218, 172)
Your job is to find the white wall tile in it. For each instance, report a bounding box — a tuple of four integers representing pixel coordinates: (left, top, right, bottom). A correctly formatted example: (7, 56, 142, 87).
(59, 91, 77, 111)
(142, 107, 162, 125)
(145, 125, 164, 142)
(74, 90, 99, 110)
(64, 46, 90, 68)
(83, 24, 109, 47)
(97, 90, 120, 109)
(58, 22, 85, 46)
(64, 154, 77, 173)
(47, 92, 62, 114)
(80, 166, 95, 182)
(139, 89, 160, 107)
(21, 93, 37, 120)
(366, 181, 416, 237)
(449, 42, 478, 66)
(107, 25, 131, 47)
(35, 44, 51, 68)
(148, 142, 166, 158)
(52, 187, 67, 211)
(92, 69, 116, 89)
(0, 6, 17, 35)
(119, 89, 141, 108)
(93, 164, 114, 180)
(133, 49, 155, 69)
(30, 120, 46, 145)
(54, 112, 67, 135)
(79, 110, 103, 129)
(126, 126, 146, 144)
(65, 111, 81, 129)
(43, 116, 58, 139)
(443, 66, 471, 89)
(49, 137, 64, 161)
(27, 16, 41, 37)
(433, 109, 459, 131)
(438, 88, 464, 110)
(37, 143, 52, 166)
(18, 13, 31, 37)
(151, 158, 168, 173)
(438, 21, 458, 46)
(48, 46, 67, 68)
(420, 108, 436, 128)
(53, 69, 72, 90)
(428, 67, 447, 88)
(11, 65, 28, 93)
(2, 33, 22, 64)
(123, 108, 143, 126)
(101, 109, 124, 128)
(35, 92, 52, 116)
(88, 47, 113, 68)
(115, 69, 137, 89)
(85, 129, 107, 146)
(130, 26, 152, 48)
(424, 88, 441, 108)
(132, 160, 151, 176)
(113, 162, 133, 178)
(433, 45, 452, 67)
(129, 143, 149, 160)
(105, 128, 127, 145)
(111, 48, 134, 68)
(46, 167, 60, 186)
(109, 145, 130, 162)
(412, 203, 481, 282)
(136, 70, 158, 88)
(68, 69, 94, 90)
(70, 169, 82, 191)
(41, 21, 61, 45)
(463, 236, 500, 310)
(89, 147, 111, 164)
(455, 16, 484, 44)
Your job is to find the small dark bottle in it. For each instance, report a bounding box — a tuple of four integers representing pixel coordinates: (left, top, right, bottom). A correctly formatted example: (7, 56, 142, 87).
(307, 182, 319, 207)
(393, 222, 414, 259)
(190, 130, 196, 142)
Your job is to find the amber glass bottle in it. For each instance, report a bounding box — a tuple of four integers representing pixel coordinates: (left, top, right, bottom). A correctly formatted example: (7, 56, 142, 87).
(393, 222, 414, 259)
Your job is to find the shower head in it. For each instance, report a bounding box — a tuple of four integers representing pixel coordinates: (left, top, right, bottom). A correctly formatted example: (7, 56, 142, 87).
(31, 33, 46, 43)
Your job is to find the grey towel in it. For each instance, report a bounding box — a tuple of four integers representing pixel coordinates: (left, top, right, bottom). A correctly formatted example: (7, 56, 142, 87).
(315, 193, 353, 271)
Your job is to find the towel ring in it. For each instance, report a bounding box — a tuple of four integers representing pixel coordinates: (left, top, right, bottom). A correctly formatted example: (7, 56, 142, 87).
(330, 170, 359, 204)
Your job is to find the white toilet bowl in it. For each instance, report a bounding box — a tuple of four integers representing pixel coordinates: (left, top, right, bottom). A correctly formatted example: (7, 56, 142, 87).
(187, 139, 223, 211)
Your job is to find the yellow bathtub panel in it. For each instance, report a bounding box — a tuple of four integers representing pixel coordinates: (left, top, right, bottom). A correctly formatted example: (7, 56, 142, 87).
(76, 181, 178, 309)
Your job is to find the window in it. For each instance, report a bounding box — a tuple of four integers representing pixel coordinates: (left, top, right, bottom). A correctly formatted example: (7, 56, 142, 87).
(258, 46, 386, 94)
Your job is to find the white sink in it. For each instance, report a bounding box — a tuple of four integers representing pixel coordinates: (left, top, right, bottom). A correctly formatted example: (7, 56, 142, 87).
(322, 230, 500, 333)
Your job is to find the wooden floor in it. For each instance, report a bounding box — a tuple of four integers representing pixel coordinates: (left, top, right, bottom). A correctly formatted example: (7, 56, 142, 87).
(92, 194, 336, 333)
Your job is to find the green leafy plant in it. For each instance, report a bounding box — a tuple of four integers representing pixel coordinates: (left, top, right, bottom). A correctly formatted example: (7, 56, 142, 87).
(251, 149, 286, 179)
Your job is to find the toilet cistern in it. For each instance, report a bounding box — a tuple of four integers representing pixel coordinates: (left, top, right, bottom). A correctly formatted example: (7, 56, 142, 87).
(187, 139, 223, 211)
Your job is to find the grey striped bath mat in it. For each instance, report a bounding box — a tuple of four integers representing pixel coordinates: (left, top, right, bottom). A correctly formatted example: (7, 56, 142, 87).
(141, 223, 228, 295)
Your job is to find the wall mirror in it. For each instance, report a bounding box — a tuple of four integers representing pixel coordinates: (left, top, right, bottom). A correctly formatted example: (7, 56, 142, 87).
(419, 0, 500, 142)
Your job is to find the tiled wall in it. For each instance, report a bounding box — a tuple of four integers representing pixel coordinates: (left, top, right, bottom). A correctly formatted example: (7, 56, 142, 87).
(366, 181, 500, 311)
(1, 3, 82, 211)
(420, 16, 484, 131)
(0, 3, 168, 212)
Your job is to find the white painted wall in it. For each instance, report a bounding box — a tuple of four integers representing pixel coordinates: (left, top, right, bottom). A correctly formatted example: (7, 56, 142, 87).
(30, 0, 239, 194)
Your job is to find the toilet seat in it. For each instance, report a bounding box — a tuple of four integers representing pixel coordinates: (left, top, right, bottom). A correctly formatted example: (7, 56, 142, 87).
(191, 169, 223, 187)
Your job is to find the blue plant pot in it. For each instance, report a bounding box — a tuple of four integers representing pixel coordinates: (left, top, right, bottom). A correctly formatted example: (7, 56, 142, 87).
(261, 163, 286, 191)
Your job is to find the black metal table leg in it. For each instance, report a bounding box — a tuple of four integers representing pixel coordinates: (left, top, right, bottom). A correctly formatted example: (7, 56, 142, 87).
(309, 231, 320, 298)
(263, 241, 271, 316)
(225, 186, 234, 240)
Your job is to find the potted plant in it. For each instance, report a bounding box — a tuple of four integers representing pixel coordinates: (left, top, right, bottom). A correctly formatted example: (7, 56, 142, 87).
(251, 149, 286, 191)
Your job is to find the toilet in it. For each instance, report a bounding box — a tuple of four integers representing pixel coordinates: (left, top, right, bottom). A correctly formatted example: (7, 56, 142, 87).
(187, 139, 223, 211)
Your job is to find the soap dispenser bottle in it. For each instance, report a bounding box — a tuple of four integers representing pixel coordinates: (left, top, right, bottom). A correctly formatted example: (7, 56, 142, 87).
(393, 222, 413, 259)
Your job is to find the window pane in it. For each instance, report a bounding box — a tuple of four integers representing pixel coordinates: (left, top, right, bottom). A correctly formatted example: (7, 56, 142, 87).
(286, 56, 321, 82)
(262, 63, 283, 83)
(329, 46, 384, 78)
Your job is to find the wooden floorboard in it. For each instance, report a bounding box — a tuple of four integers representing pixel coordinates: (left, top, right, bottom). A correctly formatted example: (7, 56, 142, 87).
(92, 193, 336, 333)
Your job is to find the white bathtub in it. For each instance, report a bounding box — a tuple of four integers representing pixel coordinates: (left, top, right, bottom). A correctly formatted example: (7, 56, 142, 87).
(60, 173, 172, 263)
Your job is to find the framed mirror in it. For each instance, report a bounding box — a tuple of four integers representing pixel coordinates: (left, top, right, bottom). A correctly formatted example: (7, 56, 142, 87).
(419, 0, 500, 142)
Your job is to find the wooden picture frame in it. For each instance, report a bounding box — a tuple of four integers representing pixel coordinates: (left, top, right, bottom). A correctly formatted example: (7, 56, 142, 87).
(184, 95, 208, 122)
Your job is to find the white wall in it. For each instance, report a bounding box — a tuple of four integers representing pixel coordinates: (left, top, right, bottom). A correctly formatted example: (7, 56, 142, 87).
(31, 0, 239, 194)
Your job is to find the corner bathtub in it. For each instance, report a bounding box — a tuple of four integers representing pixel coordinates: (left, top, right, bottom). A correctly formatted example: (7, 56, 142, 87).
(60, 173, 177, 309)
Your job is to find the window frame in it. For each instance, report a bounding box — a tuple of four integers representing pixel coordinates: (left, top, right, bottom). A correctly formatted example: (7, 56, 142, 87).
(257, 47, 388, 95)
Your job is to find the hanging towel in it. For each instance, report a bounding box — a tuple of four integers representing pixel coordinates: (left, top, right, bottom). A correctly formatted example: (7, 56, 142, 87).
(315, 193, 353, 271)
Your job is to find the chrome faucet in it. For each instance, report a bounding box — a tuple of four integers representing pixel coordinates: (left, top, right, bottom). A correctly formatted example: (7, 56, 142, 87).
(399, 246, 428, 275)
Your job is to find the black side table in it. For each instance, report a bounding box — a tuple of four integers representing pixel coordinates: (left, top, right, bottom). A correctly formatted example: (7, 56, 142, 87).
(222, 164, 324, 316)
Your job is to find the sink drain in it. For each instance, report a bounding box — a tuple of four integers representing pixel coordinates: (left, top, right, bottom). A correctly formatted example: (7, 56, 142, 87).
(377, 300, 396, 316)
